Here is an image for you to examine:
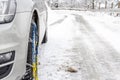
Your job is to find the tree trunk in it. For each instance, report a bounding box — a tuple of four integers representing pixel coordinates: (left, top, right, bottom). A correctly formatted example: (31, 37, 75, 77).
(99, 2, 101, 9)
(111, 2, 113, 9)
(118, 1, 120, 8)
(105, 1, 107, 9)
(92, 0, 95, 9)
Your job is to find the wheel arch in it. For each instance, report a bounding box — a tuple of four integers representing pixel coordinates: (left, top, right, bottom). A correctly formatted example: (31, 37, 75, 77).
(31, 10, 39, 31)
(28, 9, 40, 40)
(27, 9, 39, 55)
(26, 9, 39, 65)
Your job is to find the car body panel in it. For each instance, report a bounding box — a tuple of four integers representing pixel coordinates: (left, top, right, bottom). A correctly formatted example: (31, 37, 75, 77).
(0, 0, 47, 80)
(16, 0, 47, 13)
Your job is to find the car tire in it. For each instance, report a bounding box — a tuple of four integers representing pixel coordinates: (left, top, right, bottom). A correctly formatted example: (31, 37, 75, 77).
(22, 21, 39, 80)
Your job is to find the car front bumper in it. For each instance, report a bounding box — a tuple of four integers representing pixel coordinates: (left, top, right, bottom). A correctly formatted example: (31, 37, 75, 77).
(0, 12, 32, 80)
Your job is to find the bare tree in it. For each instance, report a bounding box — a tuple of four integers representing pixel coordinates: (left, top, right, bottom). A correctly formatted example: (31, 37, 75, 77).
(105, 1, 107, 9)
(111, 2, 113, 8)
(92, 0, 95, 9)
(99, 2, 101, 9)
(118, 1, 120, 8)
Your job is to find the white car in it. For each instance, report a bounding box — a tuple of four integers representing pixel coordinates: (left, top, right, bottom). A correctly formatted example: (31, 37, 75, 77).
(0, 0, 47, 80)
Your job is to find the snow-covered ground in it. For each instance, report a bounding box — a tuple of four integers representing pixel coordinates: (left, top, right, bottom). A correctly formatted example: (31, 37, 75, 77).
(38, 10, 120, 80)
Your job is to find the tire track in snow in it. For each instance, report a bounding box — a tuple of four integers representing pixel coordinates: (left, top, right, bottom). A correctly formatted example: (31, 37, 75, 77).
(72, 14, 120, 80)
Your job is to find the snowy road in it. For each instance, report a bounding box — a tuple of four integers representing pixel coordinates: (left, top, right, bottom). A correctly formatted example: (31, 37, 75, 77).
(38, 10, 120, 80)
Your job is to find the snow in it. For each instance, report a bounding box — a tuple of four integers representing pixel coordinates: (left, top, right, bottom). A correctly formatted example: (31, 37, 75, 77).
(38, 9, 120, 80)
(79, 11, 120, 52)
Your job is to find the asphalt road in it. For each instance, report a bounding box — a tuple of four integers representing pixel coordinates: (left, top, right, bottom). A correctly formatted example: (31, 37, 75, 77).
(38, 10, 120, 80)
